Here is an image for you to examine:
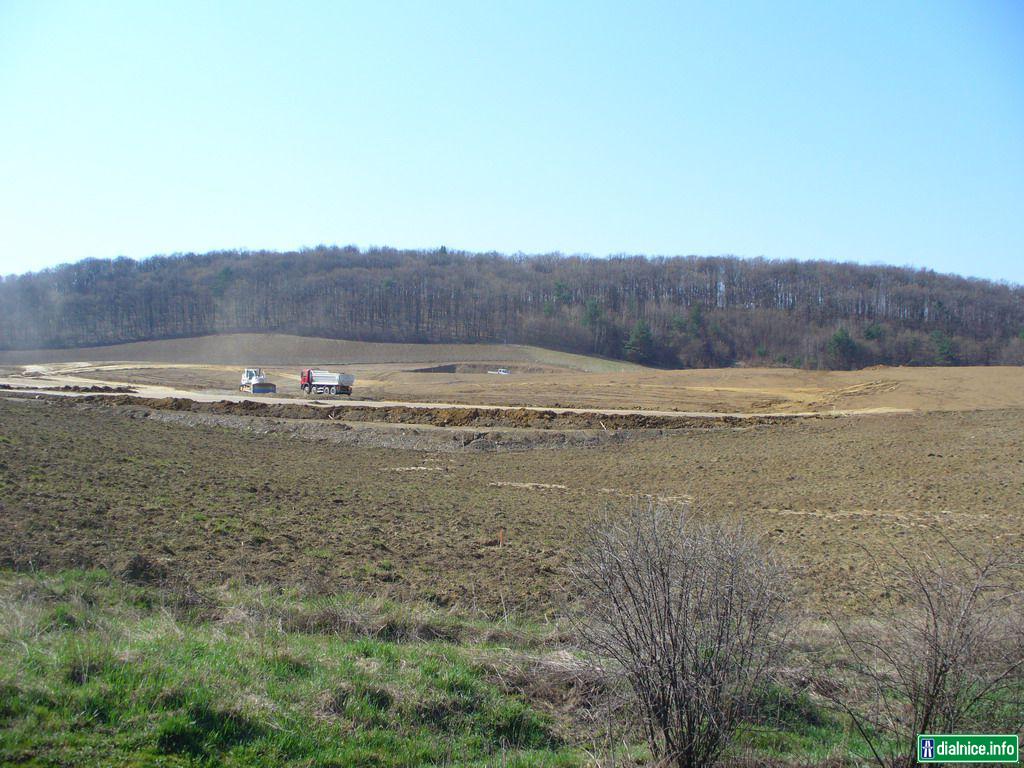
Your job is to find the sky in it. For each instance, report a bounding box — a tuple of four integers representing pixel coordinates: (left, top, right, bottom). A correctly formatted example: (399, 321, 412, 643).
(1, 1, 1022, 282)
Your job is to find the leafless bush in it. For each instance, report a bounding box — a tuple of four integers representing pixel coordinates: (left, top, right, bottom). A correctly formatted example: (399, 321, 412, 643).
(572, 501, 791, 768)
(824, 538, 1024, 768)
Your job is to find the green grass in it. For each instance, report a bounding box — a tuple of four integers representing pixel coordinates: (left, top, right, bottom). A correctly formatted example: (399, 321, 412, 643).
(0, 570, 586, 767)
(0, 569, 883, 767)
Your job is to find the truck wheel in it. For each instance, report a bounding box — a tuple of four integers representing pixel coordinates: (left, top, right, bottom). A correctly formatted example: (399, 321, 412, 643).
(329, 386, 337, 395)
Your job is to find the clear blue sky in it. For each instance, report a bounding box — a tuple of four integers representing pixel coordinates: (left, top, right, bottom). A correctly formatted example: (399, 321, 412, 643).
(1, 1, 1022, 281)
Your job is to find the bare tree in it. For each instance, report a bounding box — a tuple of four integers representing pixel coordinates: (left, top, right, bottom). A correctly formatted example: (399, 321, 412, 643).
(571, 501, 791, 768)
(825, 538, 1024, 768)
(4, 247, 1022, 367)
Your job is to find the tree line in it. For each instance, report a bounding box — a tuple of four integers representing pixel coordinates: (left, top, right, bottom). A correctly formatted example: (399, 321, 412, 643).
(1, 247, 1022, 368)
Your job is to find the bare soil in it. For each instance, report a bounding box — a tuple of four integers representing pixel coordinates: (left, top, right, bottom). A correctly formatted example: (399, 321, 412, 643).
(3, 334, 1023, 414)
(75, 394, 801, 430)
(2, 335, 1020, 617)
(1, 395, 1020, 616)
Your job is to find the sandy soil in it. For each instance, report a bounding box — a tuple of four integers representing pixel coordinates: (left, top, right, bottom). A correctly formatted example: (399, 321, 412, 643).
(2, 339, 1023, 415)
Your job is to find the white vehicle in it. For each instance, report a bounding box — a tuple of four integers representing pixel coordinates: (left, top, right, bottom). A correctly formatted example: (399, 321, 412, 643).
(300, 368, 354, 396)
(239, 368, 277, 394)
(488, 368, 511, 375)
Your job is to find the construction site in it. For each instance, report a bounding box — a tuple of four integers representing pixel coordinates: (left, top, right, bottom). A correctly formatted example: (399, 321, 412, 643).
(2, 333, 1021, 615)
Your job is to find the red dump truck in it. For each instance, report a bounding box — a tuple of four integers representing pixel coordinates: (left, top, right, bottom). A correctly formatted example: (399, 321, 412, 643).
(300, 369, 354, 396)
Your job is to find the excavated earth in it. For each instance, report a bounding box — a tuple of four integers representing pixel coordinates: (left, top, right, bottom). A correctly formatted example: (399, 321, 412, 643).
(0, 383, 135, 393)
(1, 394, 1020, 616)
(78, 393, 805, 430)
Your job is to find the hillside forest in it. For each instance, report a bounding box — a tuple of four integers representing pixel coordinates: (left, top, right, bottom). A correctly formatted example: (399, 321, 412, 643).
(2, 248, 1022, 369)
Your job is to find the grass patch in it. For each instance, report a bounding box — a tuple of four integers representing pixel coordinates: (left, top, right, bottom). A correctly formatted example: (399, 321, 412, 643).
(0, 569, 915, 766)
(0, 570, 582, 767)
(733, 680, 898, 765)
(155, 702, 263, 757)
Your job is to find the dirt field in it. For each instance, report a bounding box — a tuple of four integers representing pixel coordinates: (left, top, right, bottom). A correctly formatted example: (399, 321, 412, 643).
(1, 335, 1021, 617)
(1, 394, 1020, 615)
(2, 333, 1024, 414)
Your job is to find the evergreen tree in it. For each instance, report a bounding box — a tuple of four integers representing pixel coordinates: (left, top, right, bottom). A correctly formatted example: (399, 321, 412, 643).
(827, 328, 859, 369)
(625, 320, 654, 364)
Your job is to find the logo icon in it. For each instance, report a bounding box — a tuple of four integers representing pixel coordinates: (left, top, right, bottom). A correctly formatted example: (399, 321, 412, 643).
(918, 734, 1018, 763)
(921, 738, 936, 760)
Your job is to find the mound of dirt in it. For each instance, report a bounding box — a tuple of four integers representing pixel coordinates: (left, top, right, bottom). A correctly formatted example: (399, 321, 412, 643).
(54, 384, 136, 393)
(0, 383, 135, 393)
(144, 397, 197, 411)
(78, 394, 803, 431)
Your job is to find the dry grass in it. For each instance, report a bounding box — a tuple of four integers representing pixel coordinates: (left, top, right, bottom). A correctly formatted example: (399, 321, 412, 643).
(0, 333, 639, 371)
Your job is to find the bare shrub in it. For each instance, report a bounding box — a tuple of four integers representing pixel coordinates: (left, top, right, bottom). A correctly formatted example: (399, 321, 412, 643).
(825, 539, 1024, 768)
(572, 501, 791, 768)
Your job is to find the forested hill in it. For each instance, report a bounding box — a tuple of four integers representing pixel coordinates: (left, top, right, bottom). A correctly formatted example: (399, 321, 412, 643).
(2, 248, 1022, 368)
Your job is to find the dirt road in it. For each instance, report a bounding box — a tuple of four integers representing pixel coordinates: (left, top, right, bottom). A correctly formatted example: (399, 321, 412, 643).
(5, 336, 1024, 417)
(0, 364, 911, 420)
